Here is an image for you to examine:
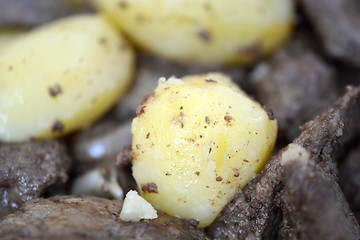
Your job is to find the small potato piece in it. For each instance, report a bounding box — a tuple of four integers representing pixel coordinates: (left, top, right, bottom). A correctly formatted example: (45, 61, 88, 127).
(94, 0, 294, 66)
(131, 73, 277, 228)
(0, 14, 134, 142)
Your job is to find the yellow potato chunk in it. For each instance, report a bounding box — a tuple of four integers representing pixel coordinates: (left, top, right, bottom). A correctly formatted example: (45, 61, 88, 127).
(131, 73, 277, 228)
(93, 0, 294, 66)
(0, 14, 134, 142)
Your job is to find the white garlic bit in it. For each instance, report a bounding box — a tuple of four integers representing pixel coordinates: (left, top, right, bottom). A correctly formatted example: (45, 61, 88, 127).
(120, 190, 158, 222)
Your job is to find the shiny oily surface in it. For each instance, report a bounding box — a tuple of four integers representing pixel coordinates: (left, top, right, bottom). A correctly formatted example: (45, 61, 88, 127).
(0, 14, 134, 142)
(131, 73, 277, 227)
(94, 0, 294, 66)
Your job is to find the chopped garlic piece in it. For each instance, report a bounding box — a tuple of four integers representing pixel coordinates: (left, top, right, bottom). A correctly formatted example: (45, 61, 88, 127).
(281, 143, 310, 166)
(120, 190, 158, 222)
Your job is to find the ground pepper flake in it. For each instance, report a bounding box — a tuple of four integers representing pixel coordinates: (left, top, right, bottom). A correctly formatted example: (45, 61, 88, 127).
(52, 120, 64, 133)
(141, 182, 158, 193)
(48, 84, 63, 97)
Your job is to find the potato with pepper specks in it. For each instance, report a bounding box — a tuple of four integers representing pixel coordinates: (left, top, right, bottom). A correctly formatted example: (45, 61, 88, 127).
(93, 0, 294, 66)
(131, 73, 277, 228)
(0, 14, 134, 142)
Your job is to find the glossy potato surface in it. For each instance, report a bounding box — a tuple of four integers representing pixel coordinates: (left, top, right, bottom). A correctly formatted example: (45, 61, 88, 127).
(94, 0, 294, 66)
(0, 14, 134, 142)
(131, 73, 277, 227)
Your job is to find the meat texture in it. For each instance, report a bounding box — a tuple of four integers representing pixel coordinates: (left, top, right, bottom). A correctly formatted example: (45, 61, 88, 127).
(299, 0, 360, 66)
(0, 140, 71, 217)
(253, 37, 339, 142)
(339, 143, 360, 222)
(278, 147, 359, 240)
(0, 195, 209, 240)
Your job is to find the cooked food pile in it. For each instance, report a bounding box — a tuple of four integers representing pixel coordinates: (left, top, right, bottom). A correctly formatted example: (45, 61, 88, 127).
(0, 0, 360, 239)
(131, 73, 277, 227)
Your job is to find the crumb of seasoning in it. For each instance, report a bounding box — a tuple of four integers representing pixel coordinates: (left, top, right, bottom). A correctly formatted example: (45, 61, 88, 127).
(243, 159, 249, 163)
(118, 1, 128, 8)
(141, 182, 158, 193)
(224, 115, 233, 123)
(99, 37, 108, 45)
(146, 132, 150, 139)
(52, 120, 64, 133)
(233, 168, 240, 177)
(48, 84, 63, 97)
(180, 122, 184, 128)
(136, 105, 146, 116)
(205, 116, 210, 125)
(216, 177, 223, 182)
(197, 28, 211, 42)
(263, 105, 275, 120)
(165, 172, 171, 176)
(205, 78, 217, 83)
(195, 171, 200, 176)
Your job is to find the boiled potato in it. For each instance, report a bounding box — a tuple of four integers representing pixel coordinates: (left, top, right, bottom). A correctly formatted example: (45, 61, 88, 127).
(131, 73, 277, 227)
(0, 14, 134, 142)
(93, 0, 294, 66)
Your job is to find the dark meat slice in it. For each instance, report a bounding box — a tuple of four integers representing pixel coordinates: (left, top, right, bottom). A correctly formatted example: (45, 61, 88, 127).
(253, 37, 339, 142)
(0, 196, 209, 240)
(294, 86, 360, 176)
(278, 146, 359, 240)
(0, 140, 71, 217)
(339, 143, 360, 222)
(208, 86, 360, 239)
(0, 0, 93, 28)
(299, 0, 360, 66)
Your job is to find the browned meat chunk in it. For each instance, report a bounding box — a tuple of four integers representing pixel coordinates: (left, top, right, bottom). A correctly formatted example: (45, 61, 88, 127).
(0, 140, 71, 217)
(0, 195, 209, 240)
(253, 38, 339, 142)
(299, 0, 360, 66)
